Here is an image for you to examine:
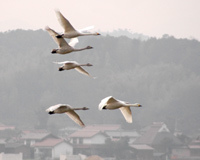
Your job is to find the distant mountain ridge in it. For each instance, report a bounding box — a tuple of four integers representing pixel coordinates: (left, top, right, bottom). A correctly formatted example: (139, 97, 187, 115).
(101, 29, 149, 41)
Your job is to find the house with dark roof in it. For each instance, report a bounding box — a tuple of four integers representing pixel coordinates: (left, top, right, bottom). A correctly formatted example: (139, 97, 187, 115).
(186, 137, 200, 158)
(83, 124, 121, 131)
(69, 130, 108, 145)
(68, 124, 121, 146)
(130, 144, 154, 160)
(5, 142, 33, 159)
(67, 124, 123, 155)
(106, 130, 140, 144)
(20, 130, 58, 146)
(134, 122, 183, 160)
(68, 130, 109, 155)
(33, 138, 73, 159)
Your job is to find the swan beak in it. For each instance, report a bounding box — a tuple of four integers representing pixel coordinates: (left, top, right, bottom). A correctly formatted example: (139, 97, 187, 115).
(97, 33, 101, 35)
(138, 104, 142, 107)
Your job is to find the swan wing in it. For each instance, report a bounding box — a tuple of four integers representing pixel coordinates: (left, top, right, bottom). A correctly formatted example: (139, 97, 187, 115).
(53, 61, 70, 64)
(55, 10, 76, 33)
(119, 107, 132, 123)
(65, 110, 85, 127)
(45, 26, 70, 48)
(106, 96, 118, 104)
(46, 104, 66, 112)
(78, 25, 94, 33)
(99, 96, 117, 110)
(53, 61, 77, 65)
(68, 38, 79, 47)
(75, 66, 92, 77)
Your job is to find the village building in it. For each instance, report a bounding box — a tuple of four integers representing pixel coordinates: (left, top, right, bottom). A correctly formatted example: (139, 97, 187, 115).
(130, 144, 154, 160)
(20, 130, 58, 146)
(33, 138, 73, 159)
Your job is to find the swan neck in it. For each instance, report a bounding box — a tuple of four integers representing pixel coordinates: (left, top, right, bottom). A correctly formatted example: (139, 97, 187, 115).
(125, 103, 139, 107)
(72, 107, 88, 110)
(80, 63, 92, 66)
(74, 47, 88, 51)
(80, 64, 88, 66)
(73, 108, 84, 110)
(81, 32, 97, 36)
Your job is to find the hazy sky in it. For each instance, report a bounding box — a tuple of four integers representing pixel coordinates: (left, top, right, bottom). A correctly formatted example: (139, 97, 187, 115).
(1, 0, 200, 39)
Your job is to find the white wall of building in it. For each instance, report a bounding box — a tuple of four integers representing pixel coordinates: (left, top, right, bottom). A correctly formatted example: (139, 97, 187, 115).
(83, 134, 107, 144)
(52, 142, 73, 159)
(0, 153, 22, 160)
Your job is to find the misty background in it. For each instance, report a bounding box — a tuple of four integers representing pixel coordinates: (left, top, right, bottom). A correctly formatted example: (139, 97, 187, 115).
(0, 29, 200, 134)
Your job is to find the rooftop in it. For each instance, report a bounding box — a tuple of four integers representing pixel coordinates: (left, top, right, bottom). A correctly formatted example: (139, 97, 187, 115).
(69, 130, 107, 138)
(69, 124, 120, 138)
(134, 122, 170, 145)
(83, 124, 121, 132)
(189, 145, 200, 149)
(21, 130, 56, 140)
(130, 144, 154, 150)
(106, 131, 140, 137)
(0, 123, 15, 131)
(33, 138, 66, 147)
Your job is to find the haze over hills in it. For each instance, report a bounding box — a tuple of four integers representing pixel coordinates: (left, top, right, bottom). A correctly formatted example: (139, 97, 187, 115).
(0, 29, 200, 134)
(101, 29, 149, 41)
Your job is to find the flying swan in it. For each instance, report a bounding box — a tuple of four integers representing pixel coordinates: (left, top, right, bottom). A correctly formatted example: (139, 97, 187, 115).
(45, 26, 93, 54)
(55, 10, 100, 38)
(98, 96, 142, 123)
(53, 61, 95, 78)
(46, 104, 89, 127)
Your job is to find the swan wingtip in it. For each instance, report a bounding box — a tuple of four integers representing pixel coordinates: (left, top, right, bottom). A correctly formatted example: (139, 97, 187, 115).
(45, 26, 50, 30)
(54, 8, 60, 12)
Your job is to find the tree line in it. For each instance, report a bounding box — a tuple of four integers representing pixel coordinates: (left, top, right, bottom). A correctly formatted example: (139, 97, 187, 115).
(0, 29, 200, 134)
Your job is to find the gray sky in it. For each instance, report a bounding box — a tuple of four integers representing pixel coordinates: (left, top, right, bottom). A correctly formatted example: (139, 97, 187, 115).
(1, 0, 200, 39)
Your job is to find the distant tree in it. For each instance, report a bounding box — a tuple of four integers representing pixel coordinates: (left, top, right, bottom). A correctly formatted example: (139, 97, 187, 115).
(0, 128, 21, 139)
(34, 107, 48, 129)
(1, 29, 200, 135)
(102, 137, 132, 160)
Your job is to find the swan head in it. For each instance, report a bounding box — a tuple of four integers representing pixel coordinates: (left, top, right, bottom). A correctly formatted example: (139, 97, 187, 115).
(86, 46, 93, 49)
(46, 108, 55, 114)
(86, 63, 93, 66)
(56, 34, 64, 38)
(48, 111, 55, 114)
(135, 103, 142, 107)
(51, 49, 58, 54)
(58, 67, 64, 71)
(102, 105, 107, 109)
(82, 107, 89, 110)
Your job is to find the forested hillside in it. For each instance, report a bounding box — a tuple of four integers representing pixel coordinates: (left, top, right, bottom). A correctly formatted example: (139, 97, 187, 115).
(0, 29, 200, 134)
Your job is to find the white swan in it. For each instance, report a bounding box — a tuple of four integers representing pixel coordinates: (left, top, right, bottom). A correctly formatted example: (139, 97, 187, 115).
(98, 96, 142, 123)
(55, 10, 100, 38)
(53, 61, 95, 78)
(45, 26, 93, 54)
(46, 104, 89, 127)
